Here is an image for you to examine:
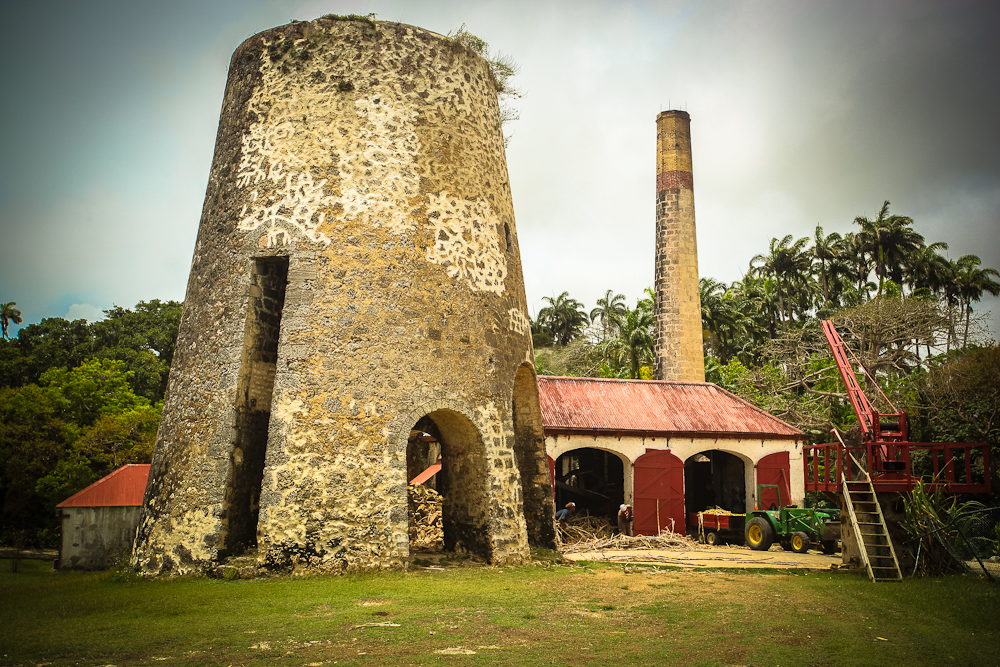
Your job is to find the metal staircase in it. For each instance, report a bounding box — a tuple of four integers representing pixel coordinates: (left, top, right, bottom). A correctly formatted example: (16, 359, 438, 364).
(842, 469, 902, 582)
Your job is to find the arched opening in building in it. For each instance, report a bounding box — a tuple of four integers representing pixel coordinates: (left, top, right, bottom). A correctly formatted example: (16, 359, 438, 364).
(553, 448, 626, 521)
(405, 409, 492, 561)
(684, 450, 746, 516)
(511, 364, 556, 547)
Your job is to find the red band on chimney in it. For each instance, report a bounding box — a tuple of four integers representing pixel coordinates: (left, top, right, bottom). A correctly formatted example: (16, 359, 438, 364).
(656, 170, 694, 193)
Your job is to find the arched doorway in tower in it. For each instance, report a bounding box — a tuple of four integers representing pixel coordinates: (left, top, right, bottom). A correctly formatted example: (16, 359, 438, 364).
(683, 450, 747, 517)
(552, 448, 626, 521)
(405, 409, 492, 561)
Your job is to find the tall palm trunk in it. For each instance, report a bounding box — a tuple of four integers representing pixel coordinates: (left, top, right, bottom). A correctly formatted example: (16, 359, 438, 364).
(963, 301, 972, 349)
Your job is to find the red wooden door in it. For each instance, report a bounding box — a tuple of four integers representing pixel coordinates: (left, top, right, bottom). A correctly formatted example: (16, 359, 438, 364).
(548, 456, 556, 498)
(633, 450, 684, 535)
(757, 451, 790, 509)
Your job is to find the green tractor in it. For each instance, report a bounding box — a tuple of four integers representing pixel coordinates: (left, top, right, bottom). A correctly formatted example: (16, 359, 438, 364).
(745, 484, 840, 554)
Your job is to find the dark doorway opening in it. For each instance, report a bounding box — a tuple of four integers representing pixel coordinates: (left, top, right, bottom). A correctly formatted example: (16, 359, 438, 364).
(407, 417, 443, 553)
(226, 257, 288, 556)
(553, 448, 625, 521)
(405, 410, 491, 561)
(684, 450, 745, 516)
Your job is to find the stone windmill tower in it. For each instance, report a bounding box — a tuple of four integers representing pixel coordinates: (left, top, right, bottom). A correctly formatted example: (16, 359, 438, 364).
(133, 16, 555, 575)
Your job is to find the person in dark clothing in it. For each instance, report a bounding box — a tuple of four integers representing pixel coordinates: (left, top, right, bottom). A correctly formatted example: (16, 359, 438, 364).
(617, 503, 633, 536)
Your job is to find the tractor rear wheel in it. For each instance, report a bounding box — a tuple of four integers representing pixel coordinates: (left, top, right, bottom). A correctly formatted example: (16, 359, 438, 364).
(821, 540, 839, 555)
(790, 531, 811, 553)
(746, 517, 774, 551)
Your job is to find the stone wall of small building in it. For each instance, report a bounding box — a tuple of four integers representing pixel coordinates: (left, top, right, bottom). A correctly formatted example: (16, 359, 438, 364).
(133, 17, 553, 576)
(60, 506, 143, 570)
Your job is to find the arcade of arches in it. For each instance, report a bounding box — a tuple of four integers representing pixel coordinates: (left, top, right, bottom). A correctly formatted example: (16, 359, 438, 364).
(546, 436, 801, 537)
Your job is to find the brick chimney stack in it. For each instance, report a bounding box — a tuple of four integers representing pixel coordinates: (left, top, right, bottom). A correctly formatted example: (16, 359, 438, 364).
(654, 110, 705, 382)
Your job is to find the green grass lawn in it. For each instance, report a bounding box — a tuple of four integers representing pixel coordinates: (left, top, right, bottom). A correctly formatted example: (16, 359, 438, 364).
(1, 557, 997, 667)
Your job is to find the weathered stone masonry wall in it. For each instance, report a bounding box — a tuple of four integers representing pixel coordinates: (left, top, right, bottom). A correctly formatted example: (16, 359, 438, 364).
(134, 17, 554, 575)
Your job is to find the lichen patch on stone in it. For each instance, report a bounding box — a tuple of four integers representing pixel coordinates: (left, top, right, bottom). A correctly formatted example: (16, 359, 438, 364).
(425, 192, 507, 294)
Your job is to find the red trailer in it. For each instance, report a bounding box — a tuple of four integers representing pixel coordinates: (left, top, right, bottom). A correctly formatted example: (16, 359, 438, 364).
(688, 511, 746, 546)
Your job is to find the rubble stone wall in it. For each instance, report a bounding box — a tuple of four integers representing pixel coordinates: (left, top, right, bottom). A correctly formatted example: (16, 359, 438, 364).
(133, 17, 552, 576)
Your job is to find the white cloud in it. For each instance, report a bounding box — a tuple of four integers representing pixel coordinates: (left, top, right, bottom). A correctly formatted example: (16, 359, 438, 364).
(64, 303, 106, 323)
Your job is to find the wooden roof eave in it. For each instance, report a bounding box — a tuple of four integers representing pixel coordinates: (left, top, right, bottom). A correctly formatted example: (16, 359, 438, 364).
(542, 426, 805, 442)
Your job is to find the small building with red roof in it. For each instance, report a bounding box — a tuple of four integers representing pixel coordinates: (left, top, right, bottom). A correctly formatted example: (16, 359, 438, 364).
(56, 464, 150, 569)
(538, 376, 806, 537)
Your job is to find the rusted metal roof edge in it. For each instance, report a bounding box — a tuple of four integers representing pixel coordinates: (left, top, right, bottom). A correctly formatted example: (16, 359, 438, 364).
(543, 426, 805, 441)
(536, 375, 806, 438)
(705, 383, 807, 436)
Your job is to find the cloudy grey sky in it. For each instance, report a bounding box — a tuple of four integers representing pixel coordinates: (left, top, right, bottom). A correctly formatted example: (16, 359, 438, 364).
(2, 0, 998, 337)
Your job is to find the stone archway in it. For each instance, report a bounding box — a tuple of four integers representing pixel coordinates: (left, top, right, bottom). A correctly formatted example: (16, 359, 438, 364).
(403, 408, 493, 560)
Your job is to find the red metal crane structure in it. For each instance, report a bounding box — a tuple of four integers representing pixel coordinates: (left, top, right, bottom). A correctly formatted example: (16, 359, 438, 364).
(805, 320, 990, 495)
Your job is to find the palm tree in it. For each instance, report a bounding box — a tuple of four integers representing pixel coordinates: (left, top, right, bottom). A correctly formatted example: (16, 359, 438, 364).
(953, 254, 1000, 348)
(1, 302, 22, 339)
(700, 278, 755, 364)
(727, 275, 777, 361)
(638, 287, 655, 313)
(841, 231, 874, 300)
(537, 291, 589, 346)
(811, 225, 843, 305)
(589, 290, 627, 342)
(600, 305, 655, 379)
(853, 201, 925, 298)
(749, 235, 813, 326)
(904, 242, 950, 298)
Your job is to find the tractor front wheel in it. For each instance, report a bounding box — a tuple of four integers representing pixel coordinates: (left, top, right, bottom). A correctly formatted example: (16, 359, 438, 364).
(746, 517, 774, 551)
(790, 531, 811, 553)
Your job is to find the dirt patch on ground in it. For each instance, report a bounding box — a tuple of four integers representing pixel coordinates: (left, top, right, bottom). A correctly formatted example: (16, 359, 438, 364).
(563, 542, 845, 570)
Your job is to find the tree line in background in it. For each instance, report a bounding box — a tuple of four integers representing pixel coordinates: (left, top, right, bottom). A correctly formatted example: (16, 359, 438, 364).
(531, 201, 1000, 491)
(0, 301, 181, 547)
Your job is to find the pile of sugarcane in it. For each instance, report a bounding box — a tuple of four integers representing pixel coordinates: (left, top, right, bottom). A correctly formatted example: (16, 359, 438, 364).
(408, 484, 443, 551)
(699, 507, 735, 516)
(561, 530, 698, 553)
(559, 515, 617, 544)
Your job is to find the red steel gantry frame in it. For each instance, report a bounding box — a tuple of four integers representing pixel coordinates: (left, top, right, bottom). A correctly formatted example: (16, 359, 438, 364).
(804, 320, 990, 494)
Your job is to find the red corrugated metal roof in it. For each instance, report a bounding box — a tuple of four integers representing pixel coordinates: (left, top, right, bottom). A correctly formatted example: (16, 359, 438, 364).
(57, 464, 150, 508)
(538, 376, 804, 440)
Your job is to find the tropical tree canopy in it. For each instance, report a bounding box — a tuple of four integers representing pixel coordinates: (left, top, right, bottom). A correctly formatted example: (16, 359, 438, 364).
(536, 291, 589, 346)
